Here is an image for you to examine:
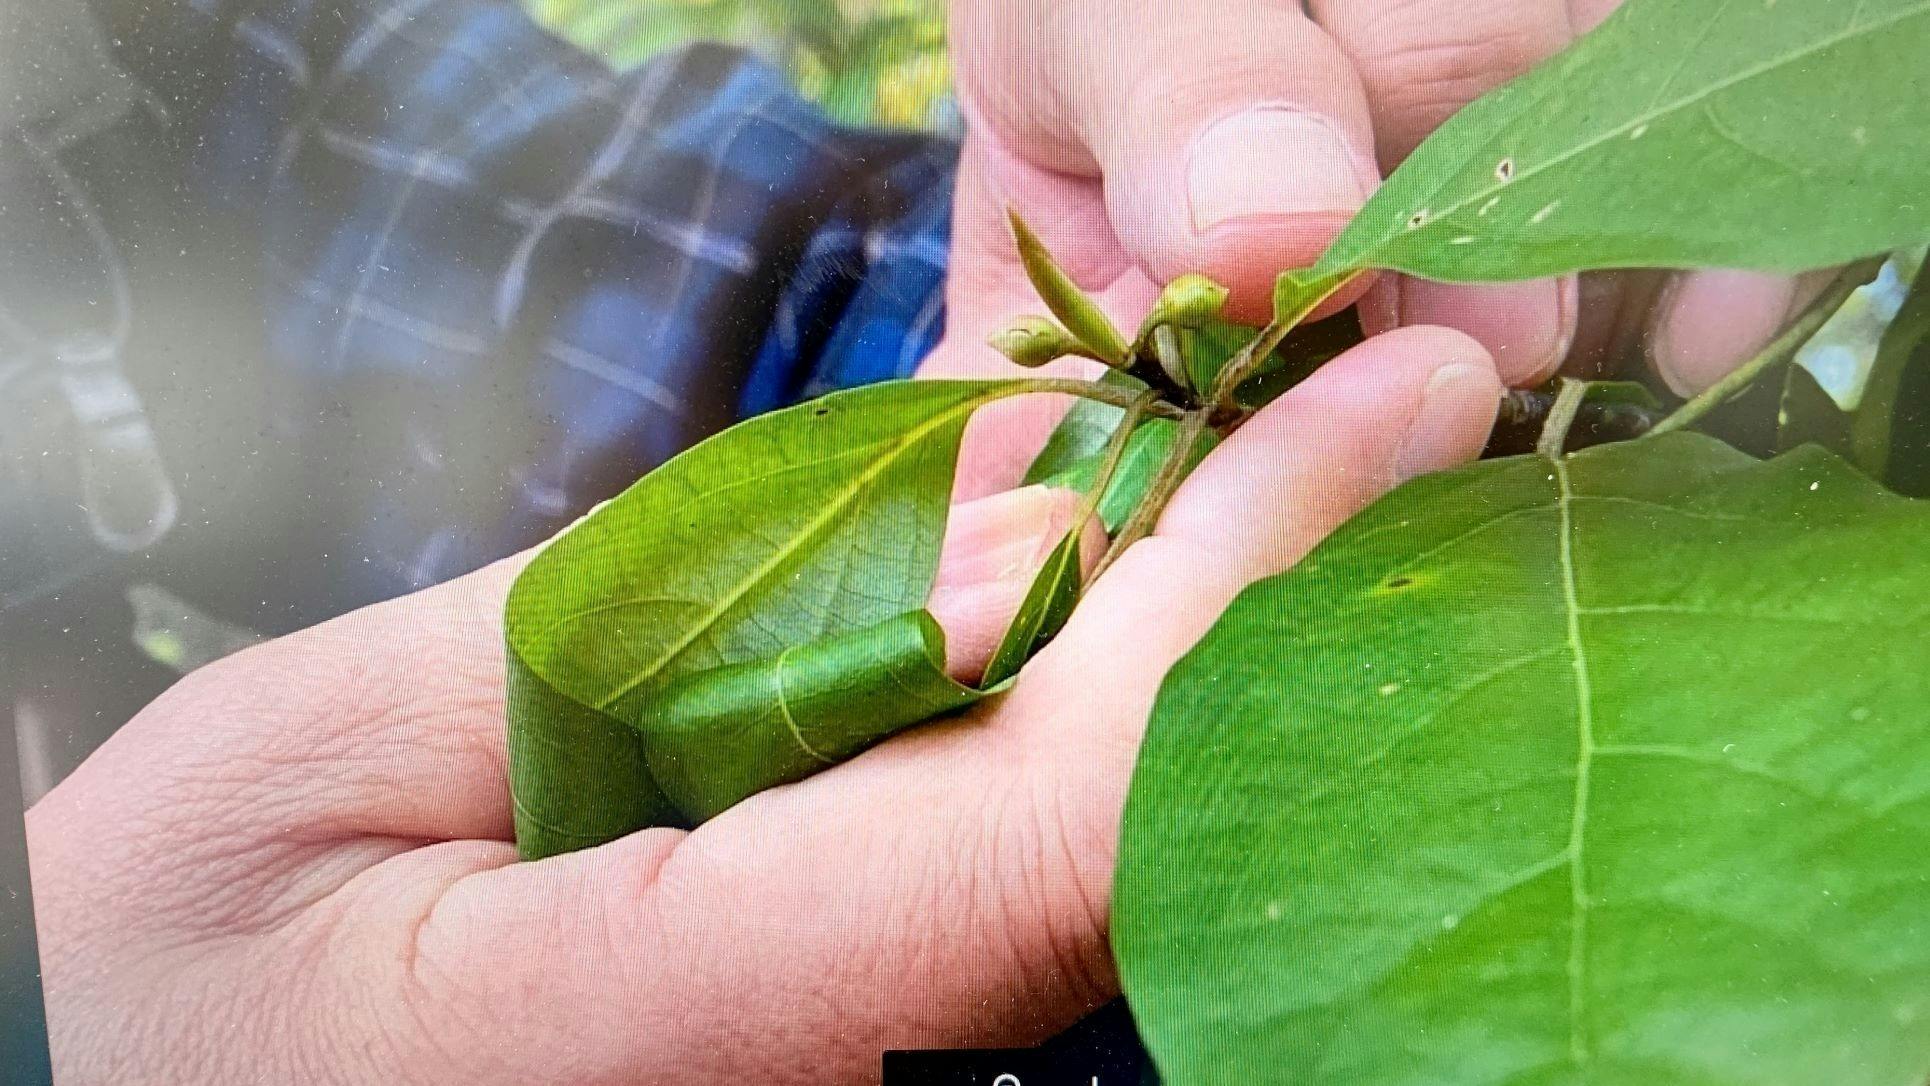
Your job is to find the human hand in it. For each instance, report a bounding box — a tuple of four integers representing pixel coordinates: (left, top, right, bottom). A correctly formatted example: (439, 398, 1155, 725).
(28, 328, 1499, 1085)
(922, 0, 1836, 497)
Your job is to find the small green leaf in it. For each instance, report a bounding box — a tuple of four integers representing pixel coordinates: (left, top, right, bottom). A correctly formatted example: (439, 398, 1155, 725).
(640, 610, 982, 823)
(1009, 209, 1129, 364)
(1313, 0, 1930, 283)
(1034, 419, 1220, 534)
(1271, 269, 1348, 329)
(507, 379, 1024, 859)
(980, 530, 1083, 688)
(1118, 434, 1930, 1085)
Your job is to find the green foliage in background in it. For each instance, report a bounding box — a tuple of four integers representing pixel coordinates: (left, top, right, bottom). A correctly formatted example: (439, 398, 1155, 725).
(524, 0, 951, 128)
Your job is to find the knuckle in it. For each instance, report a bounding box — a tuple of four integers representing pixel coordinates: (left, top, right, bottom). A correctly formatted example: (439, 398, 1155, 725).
(1373, 28, 1548, 122)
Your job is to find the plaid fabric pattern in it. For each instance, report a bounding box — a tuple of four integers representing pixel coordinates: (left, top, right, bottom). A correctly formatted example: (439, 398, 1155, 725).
(2, 0, 958, 624)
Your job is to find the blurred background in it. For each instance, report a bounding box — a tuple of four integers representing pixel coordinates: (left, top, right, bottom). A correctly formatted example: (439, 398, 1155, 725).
(529, 0, 953, 129)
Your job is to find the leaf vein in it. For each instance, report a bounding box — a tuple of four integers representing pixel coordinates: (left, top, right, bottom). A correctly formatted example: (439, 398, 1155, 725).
(590, 389, 1001, 711)
(1553, 455, 1595, 1071)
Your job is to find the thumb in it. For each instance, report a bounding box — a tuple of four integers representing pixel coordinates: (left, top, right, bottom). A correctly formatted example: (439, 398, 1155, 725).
(1029, 0, 1382, 322)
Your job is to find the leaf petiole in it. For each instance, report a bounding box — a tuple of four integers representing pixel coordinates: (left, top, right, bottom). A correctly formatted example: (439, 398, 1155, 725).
(1017, 376, 1187, 420)
(1073, 390, 1162, 537)
(1536, 378, 1591, 459)
(1091, 407, 1213, 582)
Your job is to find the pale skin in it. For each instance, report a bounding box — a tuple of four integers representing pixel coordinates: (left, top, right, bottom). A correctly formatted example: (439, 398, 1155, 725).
(29, 0, 1801, 1080)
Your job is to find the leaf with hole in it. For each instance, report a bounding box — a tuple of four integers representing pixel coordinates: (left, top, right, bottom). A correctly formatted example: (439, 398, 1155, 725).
(1313, 0, 1930, 283)
(1116, 433, 1930, 1085)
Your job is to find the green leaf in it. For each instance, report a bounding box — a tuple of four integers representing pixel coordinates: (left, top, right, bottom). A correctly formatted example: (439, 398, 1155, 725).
(507, 379, 1021, 859)
(980, 530, 1083, 688)
(1010, 210, 1129, 364)
(1117, 434, 1930, 1085)
(1034, 419, 1220, 534)
(1022, 370, 1147, 487)
(1313, 0, 1930, 283)
(640, 610, 981, 823)
(1271, 269, 1349, 328)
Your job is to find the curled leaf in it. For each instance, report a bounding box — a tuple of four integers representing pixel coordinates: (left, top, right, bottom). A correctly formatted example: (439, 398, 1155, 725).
(507, 379, 1025, 858)
(641, 611, 982, 823)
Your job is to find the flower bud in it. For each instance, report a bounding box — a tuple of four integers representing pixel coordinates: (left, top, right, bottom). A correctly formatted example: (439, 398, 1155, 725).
(989, 316, 1081, 368)
(1138, 274, 1230, 342)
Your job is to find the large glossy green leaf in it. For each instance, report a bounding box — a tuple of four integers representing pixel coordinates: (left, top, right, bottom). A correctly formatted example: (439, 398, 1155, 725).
(1313, 0, 1930, 283)
(507, 379, 1021, 859)
(1117, 434, 1930, 1085)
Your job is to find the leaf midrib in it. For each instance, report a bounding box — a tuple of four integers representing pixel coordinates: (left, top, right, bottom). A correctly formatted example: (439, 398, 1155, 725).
(590, 389, 1002, 711)
(1552, 455, 1597, 1069)
(1323, 0, 1928, 273)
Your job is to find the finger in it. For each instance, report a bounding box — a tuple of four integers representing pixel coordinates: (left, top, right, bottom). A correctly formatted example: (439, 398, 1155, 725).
(1568, 0, 1627, 34)
(927, 485, 1108, 682)
(1307, 0, 1575, 165)
(955, 0, 1381, 323)
(1646, 269, 1831, 396)
(39, 552, 530, 854)
(1156, 324, 1504, 590)
(963, 326, 1505, 1020)
(1312, 0, 1581, 382)
(1360, 272, 1578, 386)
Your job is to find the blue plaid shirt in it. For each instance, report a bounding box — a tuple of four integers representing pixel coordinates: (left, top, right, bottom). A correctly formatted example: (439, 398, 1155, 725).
(2, 0, 958, 629)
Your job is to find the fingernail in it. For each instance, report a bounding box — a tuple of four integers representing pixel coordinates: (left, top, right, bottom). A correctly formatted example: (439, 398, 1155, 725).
(1396, 362, 1499, 481)
(1396, 277, 1576, 387)
(1188, 107, 1374, 233)
(1651, 270, 1797, 396)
